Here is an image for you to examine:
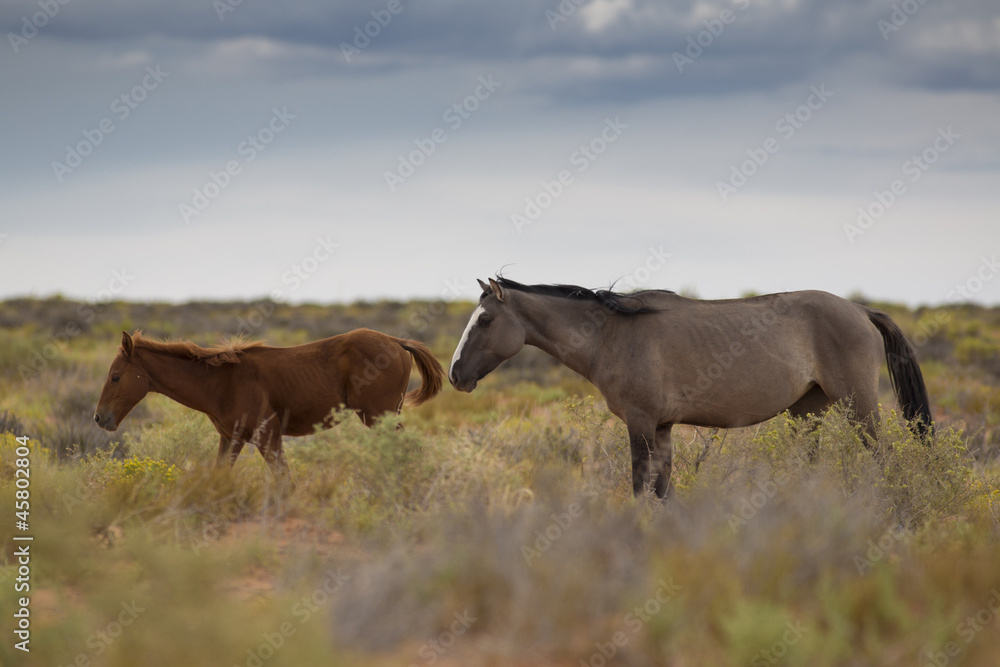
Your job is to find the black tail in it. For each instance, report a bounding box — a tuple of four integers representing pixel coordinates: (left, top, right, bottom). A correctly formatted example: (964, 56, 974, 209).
(866, 308, 933, 436)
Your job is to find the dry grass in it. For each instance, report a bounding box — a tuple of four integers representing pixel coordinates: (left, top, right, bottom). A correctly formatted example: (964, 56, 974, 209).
(1, 297, 1000, 666)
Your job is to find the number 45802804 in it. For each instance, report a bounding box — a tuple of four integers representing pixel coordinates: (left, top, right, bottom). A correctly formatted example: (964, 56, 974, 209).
(14, 436, 30, 531)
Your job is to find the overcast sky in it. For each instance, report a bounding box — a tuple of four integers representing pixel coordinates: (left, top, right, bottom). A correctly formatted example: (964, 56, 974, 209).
(1, 0, 998, 307)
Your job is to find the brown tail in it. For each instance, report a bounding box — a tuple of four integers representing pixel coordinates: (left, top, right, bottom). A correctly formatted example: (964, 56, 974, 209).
(394, 338, 445, 406)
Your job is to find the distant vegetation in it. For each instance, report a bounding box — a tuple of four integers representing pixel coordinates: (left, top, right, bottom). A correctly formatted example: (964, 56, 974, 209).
(1, 295, 999, 666)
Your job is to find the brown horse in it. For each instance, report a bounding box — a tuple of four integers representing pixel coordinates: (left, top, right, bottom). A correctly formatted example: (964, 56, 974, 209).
(449, 278, 932, 498)
(95, 329, 444, 475)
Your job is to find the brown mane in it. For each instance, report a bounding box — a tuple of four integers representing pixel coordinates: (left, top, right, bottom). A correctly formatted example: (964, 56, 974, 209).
(127, 330, 265, 366)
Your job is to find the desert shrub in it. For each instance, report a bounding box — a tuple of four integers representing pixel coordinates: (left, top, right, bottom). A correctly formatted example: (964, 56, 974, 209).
(866, 414, 975, 526)
(45, 414, 122, 460)
(5, 297, 1000, 666)
(955, 336, 1000, 376)
(90, 457, 180, 523)
(106, 456, 178, 487)
(289, 412, 545, 533)
(20, 365, 127, 459)
(287, 412, 433, 533)
(0, 410, 23, 435)
(121, 411, 220, 468)
(0, 327, 77, 381)
(329, 492, 649, 656)
(564, 395, 630, 484)
(651, 404, 982, 530)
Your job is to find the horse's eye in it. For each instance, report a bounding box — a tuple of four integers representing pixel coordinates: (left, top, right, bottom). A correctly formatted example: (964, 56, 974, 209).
(478, 315, 492, 327)
(111, 375, 121, 383)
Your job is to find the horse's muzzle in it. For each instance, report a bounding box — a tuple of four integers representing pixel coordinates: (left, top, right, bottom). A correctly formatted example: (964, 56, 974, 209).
(449, 374, 478, 393)
(94, 412, 118, 432)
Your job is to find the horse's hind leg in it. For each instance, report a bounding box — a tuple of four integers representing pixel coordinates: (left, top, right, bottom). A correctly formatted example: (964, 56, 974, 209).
(788, 384, 832, 421)
(807, 382, 882, 461)
(254, 428, 292, 482)
(850, 392, 882, 460)
(788, 384, 833, 462)
(347, 347, 410, 429)
(354, 390, 407, 429)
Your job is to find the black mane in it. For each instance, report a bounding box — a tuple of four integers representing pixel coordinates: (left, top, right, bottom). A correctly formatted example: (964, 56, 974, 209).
(492, 277, 670, 315)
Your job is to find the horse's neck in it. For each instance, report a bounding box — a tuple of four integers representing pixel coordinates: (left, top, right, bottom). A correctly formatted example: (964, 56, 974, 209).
(137, 348, 223, 416)
(518, 295, 608, 381)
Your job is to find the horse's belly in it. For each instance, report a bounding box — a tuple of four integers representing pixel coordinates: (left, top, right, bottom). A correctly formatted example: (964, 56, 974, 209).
(678, 406, 785, 429)
(671, 371, 812, 428)
(279, 408, 338, 437)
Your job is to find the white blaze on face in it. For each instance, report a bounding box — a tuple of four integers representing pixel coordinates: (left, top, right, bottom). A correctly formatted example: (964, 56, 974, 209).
(450, 305, 485, 380)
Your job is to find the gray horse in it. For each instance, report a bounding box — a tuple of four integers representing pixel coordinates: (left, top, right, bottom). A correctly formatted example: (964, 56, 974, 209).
(449, 278, 931, 498)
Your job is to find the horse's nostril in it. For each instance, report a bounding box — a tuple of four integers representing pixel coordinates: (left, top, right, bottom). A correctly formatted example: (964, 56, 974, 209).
(94, 414, 101, 424)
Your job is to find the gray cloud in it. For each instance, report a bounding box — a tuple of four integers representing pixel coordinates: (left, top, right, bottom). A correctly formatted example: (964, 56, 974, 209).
(4, 0, 998, 100)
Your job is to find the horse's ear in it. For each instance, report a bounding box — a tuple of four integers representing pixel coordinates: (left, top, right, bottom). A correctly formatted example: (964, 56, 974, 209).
(477, 278, 490, 295)
(488, 278, 505, 302)
(121, 331, 134, 358)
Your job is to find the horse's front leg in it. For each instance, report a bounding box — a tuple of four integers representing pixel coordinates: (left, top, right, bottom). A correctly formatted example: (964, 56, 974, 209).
(627, 423, 656, 497)
(652, 423, 674, 500)
(215, 433, 246, 468)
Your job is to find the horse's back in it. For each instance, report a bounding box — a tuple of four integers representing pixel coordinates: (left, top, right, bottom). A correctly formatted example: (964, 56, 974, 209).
(246, 329, 402, 365)
(611, 289, 885, 427)
(683, 289, 877, 341)
(774, 290, 883, 360)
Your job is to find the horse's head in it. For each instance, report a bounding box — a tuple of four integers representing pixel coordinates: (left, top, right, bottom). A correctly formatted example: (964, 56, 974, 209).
(449, 278, 526, 392)
(94, 331, 150, 431)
